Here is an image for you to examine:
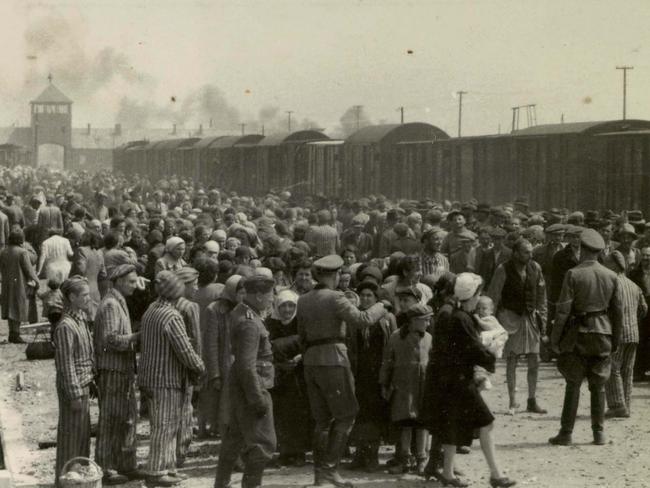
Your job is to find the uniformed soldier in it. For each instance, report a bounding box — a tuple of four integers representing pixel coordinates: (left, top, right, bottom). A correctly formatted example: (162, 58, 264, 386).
(297, 255, 387, 488)
(549, 229, 623, 446)
(214, 275, 277, 488)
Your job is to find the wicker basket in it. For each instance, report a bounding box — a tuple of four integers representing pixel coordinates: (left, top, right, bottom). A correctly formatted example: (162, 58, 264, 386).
(58, 456, 103, 488)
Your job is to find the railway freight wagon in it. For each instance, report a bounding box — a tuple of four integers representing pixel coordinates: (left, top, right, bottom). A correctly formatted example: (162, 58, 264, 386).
(342, 123, 450, 199)
(294, 140, 345, 197)
(0, 144, 32, 168)
(193, 134, 264, 189)
(250, 130, 329, 195)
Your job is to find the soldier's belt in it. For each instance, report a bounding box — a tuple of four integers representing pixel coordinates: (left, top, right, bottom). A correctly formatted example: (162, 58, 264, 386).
(306, 337, 346, 349)
(573, 310, 607, 318)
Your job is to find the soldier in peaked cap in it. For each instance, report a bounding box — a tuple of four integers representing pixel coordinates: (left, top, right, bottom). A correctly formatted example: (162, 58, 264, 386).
(215, 274, 277, 488)
(549, 229, 623, 446)
(297, 254, 387, 488)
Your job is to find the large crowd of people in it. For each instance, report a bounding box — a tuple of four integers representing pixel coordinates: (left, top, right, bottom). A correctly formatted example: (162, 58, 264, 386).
(0, 165, 643, 488)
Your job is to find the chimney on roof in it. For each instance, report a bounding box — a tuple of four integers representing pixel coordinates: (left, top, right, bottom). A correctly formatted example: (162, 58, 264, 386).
(113, 123, 122, 136)
(87, 123, 91, 135)
(172, 123, 177, 135)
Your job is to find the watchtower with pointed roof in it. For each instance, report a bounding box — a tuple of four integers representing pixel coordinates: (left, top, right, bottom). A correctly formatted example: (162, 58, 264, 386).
(30, 74, 72, 166)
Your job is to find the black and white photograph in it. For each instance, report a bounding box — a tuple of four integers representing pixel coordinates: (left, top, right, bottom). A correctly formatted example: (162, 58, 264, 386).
(0, 1, 649, 487)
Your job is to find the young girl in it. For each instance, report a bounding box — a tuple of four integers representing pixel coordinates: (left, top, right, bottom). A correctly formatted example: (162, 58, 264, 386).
(474, 296, 508, 390)
(380, 303, 433, 475)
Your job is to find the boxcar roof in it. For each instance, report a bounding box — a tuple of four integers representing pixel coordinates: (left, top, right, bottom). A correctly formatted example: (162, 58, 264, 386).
(155, 137, 201, 150)
(512, 119, 650, 136)
(346, 122, 450, 145)
(257, 130, 329, 146)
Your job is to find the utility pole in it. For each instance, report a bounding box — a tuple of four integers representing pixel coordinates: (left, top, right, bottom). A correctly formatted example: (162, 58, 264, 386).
(397, 106, 404, 124)
(457, 90, 467, 137)
(286, 111, 293, 131)
(616, 66, 634, 119)
(353, 105, 362, 130)
(261, 124, 265, 136)
(511, 107, 519, 132)
(240, 123, 246, 135)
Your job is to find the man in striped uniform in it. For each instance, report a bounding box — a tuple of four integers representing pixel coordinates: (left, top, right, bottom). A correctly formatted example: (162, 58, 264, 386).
(215, 275, 277, 488)
(174, 267, 201, 467)
(605, 251, 648, 417)
(54, 277, 95, 487)
(139, 271, 205, 487)
(94, 264, 140, 485)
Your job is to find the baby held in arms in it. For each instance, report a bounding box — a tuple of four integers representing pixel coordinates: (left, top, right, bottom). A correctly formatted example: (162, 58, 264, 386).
(473, 295, 508, 390)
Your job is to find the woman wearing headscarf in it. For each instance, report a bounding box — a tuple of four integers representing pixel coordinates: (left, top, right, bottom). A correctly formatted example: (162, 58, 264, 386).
(154, 236, 187, 276)
(266, 289, 311, 466)
(425, 273, 515, 487)
(0, 229, 40, 343)
(348, 281, 394, 472)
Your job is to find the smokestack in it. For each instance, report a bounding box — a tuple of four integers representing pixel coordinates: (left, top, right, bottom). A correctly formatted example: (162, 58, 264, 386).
(198, 124, 203, 135)
(172, 123, 177, 135)
(87, 123, 91, 135)
(113, 123, 122, 136)
(209, 118, 213, 128)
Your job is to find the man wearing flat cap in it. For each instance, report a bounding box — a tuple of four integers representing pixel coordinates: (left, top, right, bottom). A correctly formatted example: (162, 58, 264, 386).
(549, 225, 583, 319)
(94, 264, 141, 485)
(550, 229, 623, 446)
(441, 210, 475, 256)
(475, 227, 511, 288)
(139, 271, 205, 487)
(215, 275, 276, 488)
(297, 254, 387, 488)
(174, 267, 202, 468)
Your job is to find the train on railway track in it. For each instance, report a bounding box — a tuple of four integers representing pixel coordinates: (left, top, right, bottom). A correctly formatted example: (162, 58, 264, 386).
(113, 119, 650, 210)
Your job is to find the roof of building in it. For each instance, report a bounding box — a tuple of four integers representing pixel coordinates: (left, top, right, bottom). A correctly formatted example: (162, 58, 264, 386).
(346, 122, 450, 145)
(511, 119, 650, 136)
(31, 83, 73, 104)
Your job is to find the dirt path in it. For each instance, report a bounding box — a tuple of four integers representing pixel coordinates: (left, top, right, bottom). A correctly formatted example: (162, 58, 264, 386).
(2, 321, 650, 488)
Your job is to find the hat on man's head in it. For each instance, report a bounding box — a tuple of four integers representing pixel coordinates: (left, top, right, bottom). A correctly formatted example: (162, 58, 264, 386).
(580, 228, 606, 251)
(564, 225, 585, 237)
(108, 264, 136, 282)
(628, 210, 645, 226)
(489, 227, 507, 238)
(313, 254, 344, 273)
(544, 223, 565, 235)
(156, 271, 184, 300)
(359, 265, 383, 284)
(617, 223, 637, 239)
(405, 303, 434, 320)
(242, 274, 275, 294)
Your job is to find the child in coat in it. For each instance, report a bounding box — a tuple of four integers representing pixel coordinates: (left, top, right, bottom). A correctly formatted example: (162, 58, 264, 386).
(380, 303, 433, 475)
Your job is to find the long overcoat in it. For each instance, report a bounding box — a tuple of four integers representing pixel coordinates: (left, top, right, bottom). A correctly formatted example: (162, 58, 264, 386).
(0, 245, 39, 322)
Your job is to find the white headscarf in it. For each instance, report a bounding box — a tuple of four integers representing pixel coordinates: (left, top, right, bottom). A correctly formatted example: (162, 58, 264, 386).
(272, 289, 299, 324)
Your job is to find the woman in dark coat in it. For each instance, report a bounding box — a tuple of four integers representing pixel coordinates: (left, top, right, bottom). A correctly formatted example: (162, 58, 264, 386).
(70, 231, 107, 324)
(0, 229, 40, 343)
(266, 289, 311, 466)
(349, 281, 394, 471)
(426, 272, 515, 488)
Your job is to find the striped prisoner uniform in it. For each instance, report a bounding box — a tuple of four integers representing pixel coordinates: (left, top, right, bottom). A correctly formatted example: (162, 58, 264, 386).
(139, 298, 205, 476)
(54, 310, 94, 487)
(94, 287, 138, 475)
(175, 297, 201, 463)
(606, 274, 648, 411)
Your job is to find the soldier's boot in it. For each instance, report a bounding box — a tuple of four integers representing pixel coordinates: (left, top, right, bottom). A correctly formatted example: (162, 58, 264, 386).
(240, 463, 265, 488)
(319, 431, 355, 488)
(347, 445, 367, 470)
(312, 430, 330, 485)
(214, 453, 238, 488)
(551, 381, 580, 445)
(591, 386, 607, 445)
(364, 443, 380, 473)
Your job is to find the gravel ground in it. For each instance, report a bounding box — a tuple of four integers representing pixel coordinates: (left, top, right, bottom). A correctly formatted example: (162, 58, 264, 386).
(2, 320, 650, 488)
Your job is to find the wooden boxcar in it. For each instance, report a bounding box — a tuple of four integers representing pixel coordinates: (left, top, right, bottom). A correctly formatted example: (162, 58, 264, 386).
(0, 144, 32, 168)
(252, 130, 329, 195)
(342, 123, 450, 199)
(295, 140, 345, 197)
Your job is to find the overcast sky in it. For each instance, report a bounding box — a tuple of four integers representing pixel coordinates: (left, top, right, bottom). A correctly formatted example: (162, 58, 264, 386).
(0, 0, 648, 137)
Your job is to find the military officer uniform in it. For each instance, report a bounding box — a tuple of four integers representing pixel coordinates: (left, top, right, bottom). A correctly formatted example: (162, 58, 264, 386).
(297, 255, 387, 488)
(550, 229, 623, 446)
(215, 276, 276, 488)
